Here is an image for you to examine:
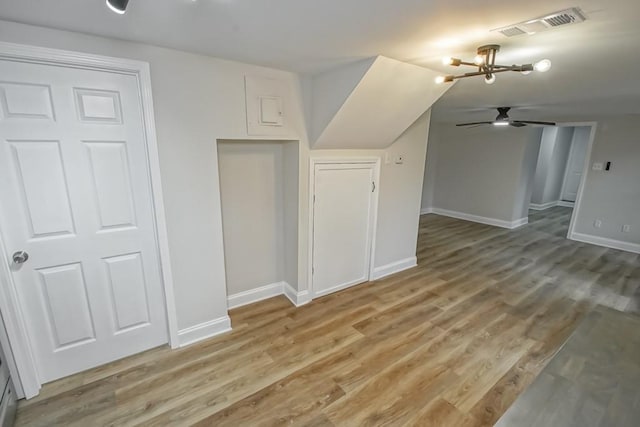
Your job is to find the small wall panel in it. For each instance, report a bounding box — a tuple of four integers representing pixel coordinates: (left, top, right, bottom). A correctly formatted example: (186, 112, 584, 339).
(84, 141, 136, 230)
(9, 140, 76, 238)
(0, 82, 55, 120)
(104, 252, 150, 332)
(37, 263, 96, 350)
(74, 88, 122, 124)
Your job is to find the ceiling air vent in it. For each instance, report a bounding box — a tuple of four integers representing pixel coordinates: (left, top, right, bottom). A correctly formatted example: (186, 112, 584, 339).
(493, 7, 586, 37)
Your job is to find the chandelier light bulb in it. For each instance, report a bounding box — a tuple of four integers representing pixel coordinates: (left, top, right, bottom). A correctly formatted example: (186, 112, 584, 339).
(485, 74, 496, 85)
(435, 76, 446, 84)
(534, 59, 552, 72)
(442, 57, 454, 66)
(474, 55, 485, 65)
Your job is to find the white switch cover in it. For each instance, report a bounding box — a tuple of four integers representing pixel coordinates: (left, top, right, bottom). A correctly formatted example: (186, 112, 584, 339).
(385, 153, 392, 164)
(622, 225, 631, 233)
(592, 162, 603, 171)
(395, 155, 404, 164)
(594, 219, 602, 228)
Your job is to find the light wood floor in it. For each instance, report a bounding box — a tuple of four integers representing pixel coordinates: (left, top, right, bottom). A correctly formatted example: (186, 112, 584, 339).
(496, 305, 640, 427)
(16, 207, 640, 426)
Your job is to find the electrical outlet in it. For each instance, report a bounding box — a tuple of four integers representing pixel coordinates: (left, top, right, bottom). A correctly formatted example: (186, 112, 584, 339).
(622, 225, 631, 233)
(594, 219, 602, 229)
(395, 155, 404, 165)
(592, 162, 603, 171)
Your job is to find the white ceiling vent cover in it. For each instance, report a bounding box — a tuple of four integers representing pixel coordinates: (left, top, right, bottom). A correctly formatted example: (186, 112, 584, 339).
(494, 8, 586, 37)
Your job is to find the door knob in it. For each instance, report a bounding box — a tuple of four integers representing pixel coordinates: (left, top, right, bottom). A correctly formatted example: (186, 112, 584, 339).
(12, 251, 29, 265)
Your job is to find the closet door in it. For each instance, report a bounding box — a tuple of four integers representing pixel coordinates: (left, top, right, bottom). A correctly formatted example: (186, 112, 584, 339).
(312, 162, 377, 297)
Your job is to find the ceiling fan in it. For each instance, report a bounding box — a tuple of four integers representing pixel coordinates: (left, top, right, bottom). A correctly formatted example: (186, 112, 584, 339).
(456, 107, 556, 128)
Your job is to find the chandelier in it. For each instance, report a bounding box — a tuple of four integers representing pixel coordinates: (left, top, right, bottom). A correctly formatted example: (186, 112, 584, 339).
(436, 44, 551, 85)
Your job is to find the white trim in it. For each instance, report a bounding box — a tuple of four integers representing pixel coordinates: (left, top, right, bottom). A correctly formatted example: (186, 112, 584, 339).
(565, 122, 598, 239)
(569, 232, 640, 254)
(0, 231, 38, 399)
(372, 257, 417, 280)
(283, 282, 312, 307)
(529, 200, 574, 210)
(227, 282, 284, 310)
(420, 207, 434, 215)
(177, 316, 232, 348)
(529, 201, 558, 210)
(308, 157, 381, 300)
(432, 208, 528, 229)
(0, 42, 178, 397)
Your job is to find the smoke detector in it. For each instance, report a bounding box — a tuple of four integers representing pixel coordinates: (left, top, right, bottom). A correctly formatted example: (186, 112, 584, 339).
(494, 8, 586, 37)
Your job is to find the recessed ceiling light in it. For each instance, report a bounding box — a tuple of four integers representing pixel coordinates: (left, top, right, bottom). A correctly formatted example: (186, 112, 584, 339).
(106, 0, 129, 14)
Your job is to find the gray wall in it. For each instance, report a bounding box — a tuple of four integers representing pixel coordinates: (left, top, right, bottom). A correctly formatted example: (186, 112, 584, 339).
(513, 128, 544, 220)
(429, 123, 540, 222)
(0, 20, 308, 331)
(530, 127, 574, 205)
(218, 141, 298, 296)
(420, 124, 438, 212)
(573, 116, 640, 245)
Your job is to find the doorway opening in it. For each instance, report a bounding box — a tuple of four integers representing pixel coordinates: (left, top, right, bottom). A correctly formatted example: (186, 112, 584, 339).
(528, 125, 594, 238)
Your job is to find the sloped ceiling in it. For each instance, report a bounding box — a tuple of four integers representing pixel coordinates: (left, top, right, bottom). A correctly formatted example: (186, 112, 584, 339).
(311, 56, 453, 149)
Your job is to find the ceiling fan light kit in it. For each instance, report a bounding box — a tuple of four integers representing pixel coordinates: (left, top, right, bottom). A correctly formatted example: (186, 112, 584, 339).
(106, 0, 129, 14)
(456, 107, 556, 128)
(436, 44, 550, 85)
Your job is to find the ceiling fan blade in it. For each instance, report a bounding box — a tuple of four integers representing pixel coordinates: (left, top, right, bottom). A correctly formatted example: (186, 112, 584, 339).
(513, 120, 556, 126)
(456, 121, 493, 127)
(509, 122, 527, 128)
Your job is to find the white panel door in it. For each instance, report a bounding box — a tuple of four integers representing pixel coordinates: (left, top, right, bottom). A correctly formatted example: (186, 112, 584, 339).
(561, 128, 590, 202)
(312, 163, 376, 297)
(0, 59, 168, 383)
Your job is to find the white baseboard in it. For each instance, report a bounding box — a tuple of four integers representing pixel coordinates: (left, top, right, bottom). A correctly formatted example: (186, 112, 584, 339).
(530, 200, 575, 210)
(372, 256, 418, 280)
(283, 282, 311, 307)
(227, 282, 284, 310)
(177, 316, 232, 348)
(529, 201, 558, 210)
(511, 217, 529, 228)
(431, 208, 528, 229)
(557, 200, 575, 208)
(420, 207, 434, 215)
(569, 232, 640, 254)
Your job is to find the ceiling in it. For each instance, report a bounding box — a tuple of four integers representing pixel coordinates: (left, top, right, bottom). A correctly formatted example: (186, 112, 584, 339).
(1, 0, 639, 123)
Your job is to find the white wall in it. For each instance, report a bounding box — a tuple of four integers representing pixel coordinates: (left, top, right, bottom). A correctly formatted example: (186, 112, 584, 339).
(572, 116, 640, 246)
(530, 127, 558, 205)
(420, 126, 438, 213)
(513, 128, 544, 220)
(1, 20, 433, 337)
(303, 110, 432, 272)
(218, 141, 299, 296)
(530, 127, 574, 206)
(0, 20, 308, 332)
(428, 123, 540, 222)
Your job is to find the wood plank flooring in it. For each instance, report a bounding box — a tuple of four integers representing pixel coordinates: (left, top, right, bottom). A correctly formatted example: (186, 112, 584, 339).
(495, 305, 640, 427)
(15, 207, 640, 426)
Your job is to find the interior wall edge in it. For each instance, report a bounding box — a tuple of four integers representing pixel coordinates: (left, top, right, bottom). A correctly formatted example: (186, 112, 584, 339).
(177, 316, 232, 348)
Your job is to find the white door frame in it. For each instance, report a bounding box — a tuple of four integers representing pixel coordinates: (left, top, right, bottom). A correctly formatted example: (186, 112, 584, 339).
(0, 42, 179, 398)
(552, 122, 599, 240)
(308, 157, 381, 299)
(558, 134, 578, 203)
